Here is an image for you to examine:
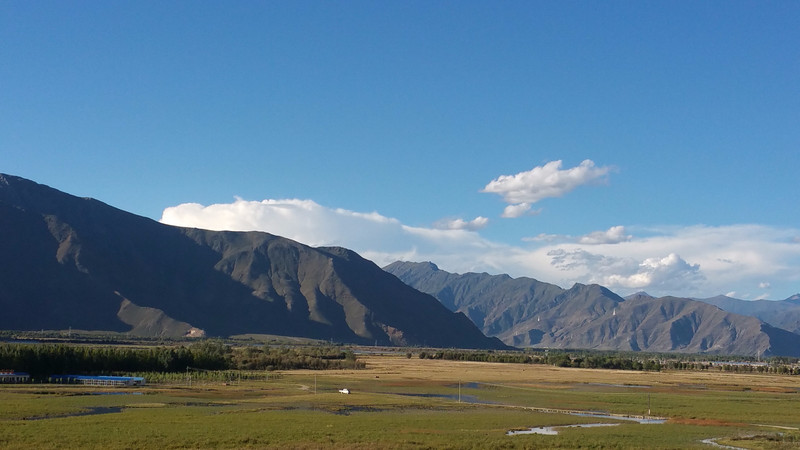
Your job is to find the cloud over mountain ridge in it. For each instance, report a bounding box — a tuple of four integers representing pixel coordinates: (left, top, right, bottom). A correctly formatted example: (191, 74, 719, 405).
(162, 200, 800, 300)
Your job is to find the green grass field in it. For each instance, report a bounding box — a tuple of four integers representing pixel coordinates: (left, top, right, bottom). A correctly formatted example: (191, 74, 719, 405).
(1, 354, 799, 449)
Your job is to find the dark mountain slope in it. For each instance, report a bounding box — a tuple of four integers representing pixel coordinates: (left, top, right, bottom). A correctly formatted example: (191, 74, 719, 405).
(569, 295, 777, 355)
(0, 174, 295, 337)
(697, 295, 800, 335)
(383, 261, 569, 337)
(0, 200, 124, 332)
(386, 261, 800, 356)
(0, 174, 503, 349)
(500, 283, 624, 347)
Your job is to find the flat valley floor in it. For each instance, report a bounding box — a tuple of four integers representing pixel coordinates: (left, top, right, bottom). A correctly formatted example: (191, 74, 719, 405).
(2, 354, 799, 449)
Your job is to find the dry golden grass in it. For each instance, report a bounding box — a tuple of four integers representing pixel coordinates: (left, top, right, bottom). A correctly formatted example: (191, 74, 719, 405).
(298, 354, 800, 392)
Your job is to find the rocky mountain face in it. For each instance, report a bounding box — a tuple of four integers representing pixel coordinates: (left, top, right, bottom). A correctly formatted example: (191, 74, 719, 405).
(384, 261, 800, 356)
(694, 294, 800, 335)
(0, 174, 504, 349)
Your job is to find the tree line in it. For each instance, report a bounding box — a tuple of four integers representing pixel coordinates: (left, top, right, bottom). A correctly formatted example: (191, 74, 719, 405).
(0, 342, 364, 381)
(414, 349, 800, 374)
(416, 349, 662, 371)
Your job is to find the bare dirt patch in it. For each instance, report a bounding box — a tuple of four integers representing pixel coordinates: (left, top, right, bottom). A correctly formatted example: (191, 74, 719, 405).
(670, 418, 749, 427)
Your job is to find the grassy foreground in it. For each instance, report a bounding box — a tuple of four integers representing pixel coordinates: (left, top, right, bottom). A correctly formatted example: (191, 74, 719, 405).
(1, 354, 799, 449)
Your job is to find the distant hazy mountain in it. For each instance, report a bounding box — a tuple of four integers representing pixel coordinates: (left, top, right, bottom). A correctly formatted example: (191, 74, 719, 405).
(385, 261, 800, 356)
(0, 174, 504, 349)
(695, 295, 800, 335)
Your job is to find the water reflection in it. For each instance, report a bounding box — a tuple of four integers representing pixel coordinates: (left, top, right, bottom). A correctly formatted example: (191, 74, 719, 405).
(387, 392, 494, 404)
(508, 423, 620, 435)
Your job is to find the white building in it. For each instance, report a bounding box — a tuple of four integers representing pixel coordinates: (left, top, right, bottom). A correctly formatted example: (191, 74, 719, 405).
(0, 370, 30, 383)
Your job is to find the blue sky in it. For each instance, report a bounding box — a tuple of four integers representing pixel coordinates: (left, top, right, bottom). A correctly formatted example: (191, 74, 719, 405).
(3, 2, 799, 299)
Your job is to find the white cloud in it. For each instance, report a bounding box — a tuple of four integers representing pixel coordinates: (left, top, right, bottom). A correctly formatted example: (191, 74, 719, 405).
(758, 282, 771, 289)
(482, 160, 612, 217)
(521, 225, 631, 245)
(161, 198, 512, 273)
(434, 216, 489, 231)
(502, 203, 534, 218)
(605, 253, 703, 291)
(522, 233, 562, 243)
(578, 226, 632, 245)
(545, 249, 706, 293)
(522, 224, 800, 299)
(161, 198, 401, 248)
(162, 200, 800, 300)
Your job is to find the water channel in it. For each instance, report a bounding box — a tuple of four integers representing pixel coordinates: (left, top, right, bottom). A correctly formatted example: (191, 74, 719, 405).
(508, 423, 620, 436)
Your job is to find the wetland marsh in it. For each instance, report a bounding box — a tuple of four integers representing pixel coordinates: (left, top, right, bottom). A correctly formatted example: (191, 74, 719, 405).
(1, 354, 799, 448)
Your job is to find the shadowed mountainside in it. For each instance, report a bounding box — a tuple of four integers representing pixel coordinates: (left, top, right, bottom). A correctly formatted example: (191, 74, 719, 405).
(0, 174, 504, 349)
(384, 261, 800, 356)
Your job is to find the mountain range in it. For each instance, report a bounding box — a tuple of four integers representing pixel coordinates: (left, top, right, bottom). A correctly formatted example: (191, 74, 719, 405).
(384, 261, 800, 357)
(4, 173, 799, 357)
(0, 174, 504, 349)
(694, 294, 800, 335)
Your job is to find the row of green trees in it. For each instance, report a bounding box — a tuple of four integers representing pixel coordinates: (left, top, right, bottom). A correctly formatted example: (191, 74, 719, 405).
(413, 349, 800, 374)
(229, 345, 363, 371)
(0, 342, 363, 380)
(416, 350, 663, 371)
(548, 353, 663, 371)
(416, 350, 535, 364)
(662, 361, 800, 375)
